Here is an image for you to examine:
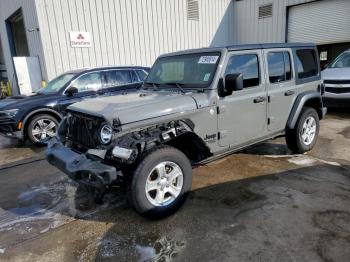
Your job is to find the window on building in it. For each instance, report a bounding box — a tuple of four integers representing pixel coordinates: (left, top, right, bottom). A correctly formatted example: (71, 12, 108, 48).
(73, 72, 102, 92)
(225, 54, 260, 88)
(105, 70, 132, 87)
(295, 49, 318, 79)
(320, 51, 328, 61)
(267, 51, 292, 83)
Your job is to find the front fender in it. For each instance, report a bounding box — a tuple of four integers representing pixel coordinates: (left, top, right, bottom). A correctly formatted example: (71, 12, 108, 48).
(287, 91, 326, 129)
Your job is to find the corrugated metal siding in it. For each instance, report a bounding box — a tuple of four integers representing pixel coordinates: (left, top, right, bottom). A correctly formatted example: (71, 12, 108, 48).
(0, 0, 46, 94)
(35, 0, 234, 81)
(288, 0, 350, 44)
(232, 0, 321, 44)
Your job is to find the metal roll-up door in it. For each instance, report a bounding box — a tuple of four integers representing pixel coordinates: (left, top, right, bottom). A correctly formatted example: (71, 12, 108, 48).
(288, 0, 350, 45)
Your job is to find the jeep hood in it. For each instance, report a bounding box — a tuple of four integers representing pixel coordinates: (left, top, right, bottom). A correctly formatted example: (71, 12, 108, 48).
(68, 91, 198, 124)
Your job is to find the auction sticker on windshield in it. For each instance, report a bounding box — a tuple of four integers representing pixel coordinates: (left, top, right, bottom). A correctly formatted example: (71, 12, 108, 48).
(198, 56, 219, 64)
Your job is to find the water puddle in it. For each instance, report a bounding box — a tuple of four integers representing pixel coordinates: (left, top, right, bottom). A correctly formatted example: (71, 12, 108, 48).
(136, 236, 185, 262)
(0, 180, 124, 250)
(287, 155, 341, 167)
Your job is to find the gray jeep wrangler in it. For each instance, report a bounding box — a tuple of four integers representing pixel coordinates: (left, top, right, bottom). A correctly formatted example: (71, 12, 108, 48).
(47, 43, 327, 218)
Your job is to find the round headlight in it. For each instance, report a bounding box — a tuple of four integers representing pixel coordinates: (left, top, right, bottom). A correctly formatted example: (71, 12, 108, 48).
(100, 124, 113, 144)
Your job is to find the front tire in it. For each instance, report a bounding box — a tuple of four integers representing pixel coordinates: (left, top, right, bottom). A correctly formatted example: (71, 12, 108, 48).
(129, 146, 192, 218)
(286, 107, 320, 154)
(27, 114, 59, 145)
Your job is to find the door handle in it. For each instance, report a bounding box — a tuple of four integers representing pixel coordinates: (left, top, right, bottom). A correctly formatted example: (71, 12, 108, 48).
(253, 96, 266, 103)
(284, 90, 295, 96)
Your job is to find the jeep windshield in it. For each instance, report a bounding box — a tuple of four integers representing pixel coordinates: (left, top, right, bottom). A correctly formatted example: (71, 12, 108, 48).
(145, 52, 221, 89)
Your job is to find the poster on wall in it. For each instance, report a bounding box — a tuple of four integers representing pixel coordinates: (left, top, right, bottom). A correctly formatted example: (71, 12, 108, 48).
(69, 32, 92, 48)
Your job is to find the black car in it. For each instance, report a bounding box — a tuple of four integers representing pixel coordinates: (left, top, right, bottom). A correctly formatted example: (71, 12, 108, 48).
(0, 66, 150, 144)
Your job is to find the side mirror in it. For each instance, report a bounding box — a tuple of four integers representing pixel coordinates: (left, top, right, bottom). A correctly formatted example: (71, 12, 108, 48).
(65, 86, 78, 96)
(218, 73, 243, 97)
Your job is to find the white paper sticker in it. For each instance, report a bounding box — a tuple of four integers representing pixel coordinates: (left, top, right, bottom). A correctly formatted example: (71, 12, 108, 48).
(198, 56, 219, 64)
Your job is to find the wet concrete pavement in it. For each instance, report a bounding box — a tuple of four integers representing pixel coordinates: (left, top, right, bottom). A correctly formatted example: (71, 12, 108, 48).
(0, 136, 44, 166)
(0, 110, 349, 262)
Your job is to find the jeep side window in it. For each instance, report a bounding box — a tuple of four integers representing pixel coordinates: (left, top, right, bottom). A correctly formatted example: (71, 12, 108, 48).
(267, 51, 292, 83)
(295, 49, 318, 79)
(225, 54, 260, 88)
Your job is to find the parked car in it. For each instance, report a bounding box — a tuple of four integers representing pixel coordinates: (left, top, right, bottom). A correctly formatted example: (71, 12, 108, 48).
(47, 43, 326, 218)
(0, 66, 150, 144)
(322, 49, 350, 107)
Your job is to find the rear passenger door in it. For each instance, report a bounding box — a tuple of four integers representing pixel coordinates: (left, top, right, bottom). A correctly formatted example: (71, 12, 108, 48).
(264, 49, 297, 132)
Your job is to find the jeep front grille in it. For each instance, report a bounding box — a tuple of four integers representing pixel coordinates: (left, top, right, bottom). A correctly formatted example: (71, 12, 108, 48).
(67, 112, 104, 149)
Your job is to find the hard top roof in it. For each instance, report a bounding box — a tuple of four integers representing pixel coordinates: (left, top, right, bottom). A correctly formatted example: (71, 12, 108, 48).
(161, 43, 316, 57)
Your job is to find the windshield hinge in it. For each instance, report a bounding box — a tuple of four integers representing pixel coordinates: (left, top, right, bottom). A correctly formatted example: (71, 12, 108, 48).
(217, 132, 221, 140)
(217, 106, 220, 115)
(268, 96, 271, 103)
(267, 118, 271, 125)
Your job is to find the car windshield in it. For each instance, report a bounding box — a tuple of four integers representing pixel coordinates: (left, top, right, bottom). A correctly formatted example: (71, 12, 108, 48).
(145, 52, 221, 89)
(37, 73, 76, 94)
(329, 52, 350, 68)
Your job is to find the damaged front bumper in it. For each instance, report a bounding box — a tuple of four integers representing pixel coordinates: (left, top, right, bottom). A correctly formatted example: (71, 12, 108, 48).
(46, 138, 119, 189)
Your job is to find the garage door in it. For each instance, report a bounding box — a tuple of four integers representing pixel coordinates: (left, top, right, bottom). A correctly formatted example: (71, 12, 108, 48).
(288, 0, 350, 45)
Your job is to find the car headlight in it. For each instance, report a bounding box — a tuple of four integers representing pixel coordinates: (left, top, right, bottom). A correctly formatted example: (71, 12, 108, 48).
(0, 109, 19, 118)
(100, 124, 113, 144)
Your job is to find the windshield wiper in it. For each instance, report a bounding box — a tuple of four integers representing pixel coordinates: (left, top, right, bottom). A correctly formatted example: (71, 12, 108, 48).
(164, 82, 186, 94)
(144, 82, 160, 89)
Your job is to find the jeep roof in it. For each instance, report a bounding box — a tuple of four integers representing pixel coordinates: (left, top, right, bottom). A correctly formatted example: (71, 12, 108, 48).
(159, 43, 315, 57)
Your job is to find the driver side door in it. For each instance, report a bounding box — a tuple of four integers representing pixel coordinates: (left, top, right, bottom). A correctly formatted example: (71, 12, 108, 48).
(217, 50, 268, 148)
(58, 71, 102, 112)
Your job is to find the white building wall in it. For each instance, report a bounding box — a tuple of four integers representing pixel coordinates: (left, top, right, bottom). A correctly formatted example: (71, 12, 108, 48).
(35, 0, 234, 81)
(0, 0, 46, 94)
(232, 0, 320, 44)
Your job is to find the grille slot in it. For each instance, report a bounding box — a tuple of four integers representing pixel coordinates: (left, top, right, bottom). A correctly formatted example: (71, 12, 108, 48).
(324, 80, 350, 84)
(67, 112, 104, 149)
(325, 87, 350, 94)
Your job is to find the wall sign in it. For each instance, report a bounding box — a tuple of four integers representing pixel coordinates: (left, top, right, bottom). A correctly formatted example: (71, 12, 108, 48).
(69, 32, 92, 48)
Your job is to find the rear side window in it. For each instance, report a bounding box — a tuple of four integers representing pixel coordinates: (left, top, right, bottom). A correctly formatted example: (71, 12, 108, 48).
(267, 51, 292, 83)
(105, 70, 132, 87)
(225, 54, 260, 88)
(295, 49, 318, 79)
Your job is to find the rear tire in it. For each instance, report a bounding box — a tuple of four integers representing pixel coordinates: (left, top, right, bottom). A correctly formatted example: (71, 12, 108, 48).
(27, 114, 59, 145)
(286, 107, 320, 154)
(129, 146, 192, 219)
